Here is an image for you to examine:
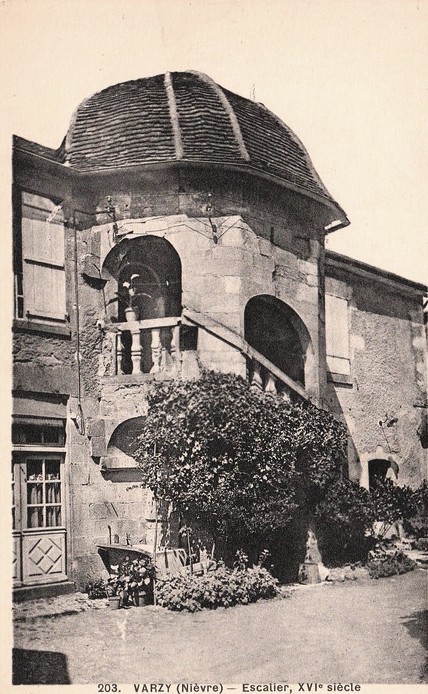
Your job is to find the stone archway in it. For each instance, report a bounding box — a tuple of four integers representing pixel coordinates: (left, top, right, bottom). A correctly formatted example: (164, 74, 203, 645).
(244, 294, 313, 389)
(102, 235, 182, 321)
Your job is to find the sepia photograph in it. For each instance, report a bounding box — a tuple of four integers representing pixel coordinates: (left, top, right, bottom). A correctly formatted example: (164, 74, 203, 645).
(1, 0, 427, 690)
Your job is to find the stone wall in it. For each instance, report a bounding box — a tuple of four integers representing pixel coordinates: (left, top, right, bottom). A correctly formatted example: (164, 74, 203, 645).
(14, 148, 427, 591)
(325, 257, 427, 487)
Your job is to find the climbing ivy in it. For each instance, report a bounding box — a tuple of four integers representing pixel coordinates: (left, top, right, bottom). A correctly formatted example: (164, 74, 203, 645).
(134, 371, 347, 555)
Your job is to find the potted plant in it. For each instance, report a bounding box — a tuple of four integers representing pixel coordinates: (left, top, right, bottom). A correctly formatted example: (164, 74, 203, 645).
(107, 555, 156, 608)
(122, 274, 153, 322)
(106, 575, 125, 609)
(85, 578, 108, 600)
(105, 273, 154, 324)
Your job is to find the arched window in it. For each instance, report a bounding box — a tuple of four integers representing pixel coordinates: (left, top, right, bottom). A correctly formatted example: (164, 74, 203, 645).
(118, 263, 165, 321)
(244, 295, 310, 387)
(103, 236, 182, 374)
(103, 235, 182, 322)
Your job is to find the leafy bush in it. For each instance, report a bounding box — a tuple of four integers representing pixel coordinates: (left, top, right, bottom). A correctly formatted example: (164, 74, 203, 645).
(370, 478, 421, 539)
(156, 562, 279, 612)
(402, 482, 428, 539)
(315, 478, 427, 566)
(367, 550, 416, 579)
(107, 556, 156, 605)
(86, 579, 108, 599)
(314, 480, 376, 566)
(134, 370, 347, 556)
(414, 537, 428, 551)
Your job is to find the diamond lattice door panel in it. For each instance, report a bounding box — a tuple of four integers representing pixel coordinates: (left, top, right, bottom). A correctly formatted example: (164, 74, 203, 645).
(22, 531, 67, 584)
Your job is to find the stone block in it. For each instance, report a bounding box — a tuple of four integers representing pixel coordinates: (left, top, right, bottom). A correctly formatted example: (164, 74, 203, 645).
(296, 283, 318, 304)
(87, 418, 105, 438)
(223, 277, 241, 294)
(221, 225, 245, 247)
(258, 238, 272, 257)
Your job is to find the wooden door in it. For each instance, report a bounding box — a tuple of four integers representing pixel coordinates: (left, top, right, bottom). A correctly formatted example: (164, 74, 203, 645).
(13, 456, 67, 585)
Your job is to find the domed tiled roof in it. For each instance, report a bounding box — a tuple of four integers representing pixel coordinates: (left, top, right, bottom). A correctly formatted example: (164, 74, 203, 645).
(65, 71, 348, 224)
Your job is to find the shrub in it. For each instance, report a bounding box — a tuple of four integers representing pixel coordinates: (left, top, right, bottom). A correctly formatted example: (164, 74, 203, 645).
(314, 480, 376, 566)
(86, 578, 108, 599)
(156, 562, 280, 612)
(367, 550, 416, 579)
(414, 537, 428, 551)
(402, 481, 428, 539)
(134, 370, 347, 557)
(106, 556, 156, 605)
(370, 478, 421, 539)
(315, 478, 427, 567)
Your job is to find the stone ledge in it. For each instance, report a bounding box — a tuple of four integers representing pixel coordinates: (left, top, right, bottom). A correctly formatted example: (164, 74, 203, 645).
(13, 319, 71, 338)
(13, 580, 76, 603)
(327, 372, 353, 387)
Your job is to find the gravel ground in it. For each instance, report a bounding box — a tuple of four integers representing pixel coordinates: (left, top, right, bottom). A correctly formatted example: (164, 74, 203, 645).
(13, 569, 427, 685)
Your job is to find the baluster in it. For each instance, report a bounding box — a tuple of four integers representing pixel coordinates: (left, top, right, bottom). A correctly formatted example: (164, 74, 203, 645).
(281, 384, 292, 403)
(150, 328, 161, 373)
(250, 360, 263, 390)
(116, 332, 124, 375)
(130, 328, 142, 374)
(170, 325, 181, 372)
(160, 328, 168, 372)
(265, 371, 277, 396)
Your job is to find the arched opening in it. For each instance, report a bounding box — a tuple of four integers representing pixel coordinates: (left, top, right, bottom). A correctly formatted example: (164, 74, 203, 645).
(244, 295, 310, 387)
(105, 236, 182, 321)
(103, 236, 182, 374)
(368, 458, 395, 489)
(102, 235, 181, 320)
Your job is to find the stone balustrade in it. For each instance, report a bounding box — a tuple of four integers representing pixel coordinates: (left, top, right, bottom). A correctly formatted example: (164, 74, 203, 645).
(105, 311, 308, 405)
(111, 317, 181, 375)
(248, 359, 293, 401)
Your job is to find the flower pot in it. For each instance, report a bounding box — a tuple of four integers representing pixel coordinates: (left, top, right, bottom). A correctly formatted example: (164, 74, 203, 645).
(125, 307, 139, 322)
(108, 596, 121, 610)
(136, 592, 146, 607)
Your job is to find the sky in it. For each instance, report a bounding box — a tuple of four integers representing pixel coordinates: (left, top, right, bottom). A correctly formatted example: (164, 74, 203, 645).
(1, 0, 427, 285)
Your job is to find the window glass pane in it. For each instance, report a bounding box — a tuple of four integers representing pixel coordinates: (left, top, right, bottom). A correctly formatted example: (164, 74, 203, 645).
(12, 422, 65, 445)
(46, 506, 61, 527)
(28, 507, 43, 529)
(46, 484, 61, 504)
(27, 483, 43, 505)
(27, 459, 43, 480)
(45, 459, 61, 477)
(43, 427, 64, 445)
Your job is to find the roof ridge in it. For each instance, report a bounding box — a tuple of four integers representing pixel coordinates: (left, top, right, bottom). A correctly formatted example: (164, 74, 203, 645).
(164, 72, 183, 160)
(187, 70, 250, 162)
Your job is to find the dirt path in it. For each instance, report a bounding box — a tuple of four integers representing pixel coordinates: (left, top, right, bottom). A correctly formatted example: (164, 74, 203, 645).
(13, 569, 427, 685)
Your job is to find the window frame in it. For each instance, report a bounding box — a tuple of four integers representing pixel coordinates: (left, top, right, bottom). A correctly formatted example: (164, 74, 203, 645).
(12, 419, 66, 532)
(325, 292, 352, 385)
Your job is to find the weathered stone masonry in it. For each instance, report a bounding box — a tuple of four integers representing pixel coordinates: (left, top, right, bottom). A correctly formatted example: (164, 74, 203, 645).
(12, 71, 427, 593)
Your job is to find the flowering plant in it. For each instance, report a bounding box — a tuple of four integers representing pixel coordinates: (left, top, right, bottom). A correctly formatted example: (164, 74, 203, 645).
(107, 274, 152, 319)
(121, 274, 141, 307)
(107, 555, 156, 605)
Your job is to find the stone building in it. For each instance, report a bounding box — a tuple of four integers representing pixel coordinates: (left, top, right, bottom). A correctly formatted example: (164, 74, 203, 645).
(12, 71, 427, 596)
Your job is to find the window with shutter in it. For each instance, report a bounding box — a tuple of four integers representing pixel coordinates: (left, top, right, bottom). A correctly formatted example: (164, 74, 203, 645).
(325, 293, 351, 376)
(16, 192, 66, 321)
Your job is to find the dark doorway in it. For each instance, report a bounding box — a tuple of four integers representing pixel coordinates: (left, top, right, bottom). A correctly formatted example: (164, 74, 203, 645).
(368, 458, 390, 488)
